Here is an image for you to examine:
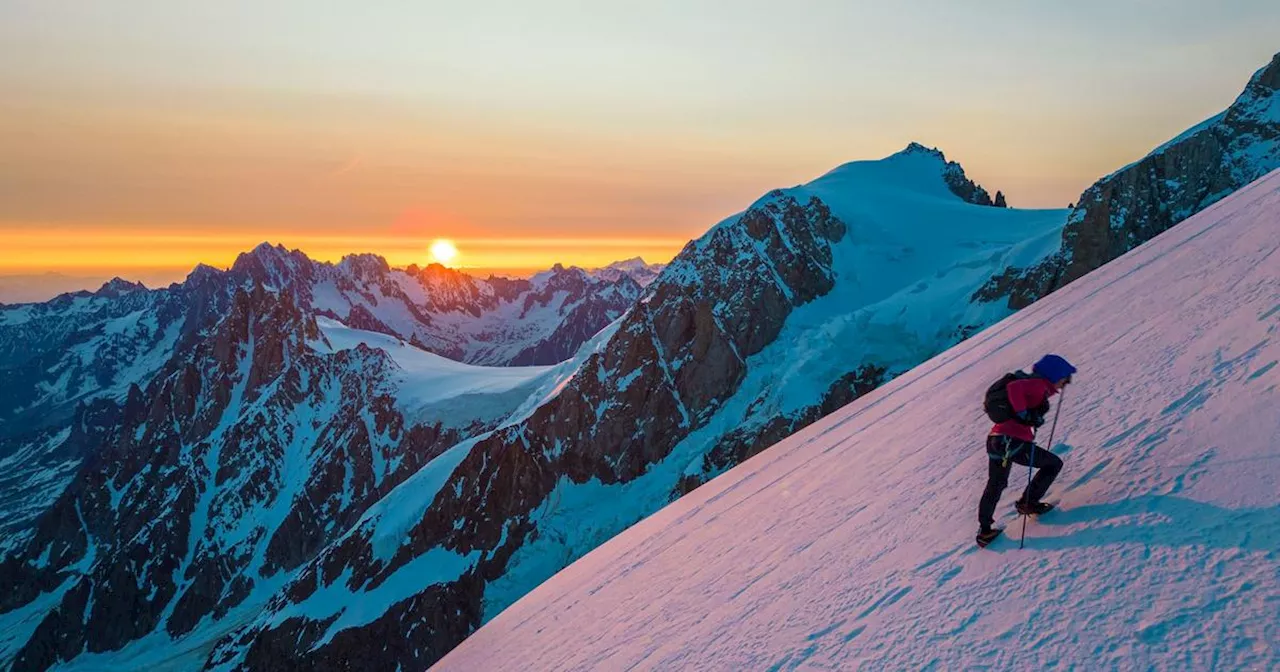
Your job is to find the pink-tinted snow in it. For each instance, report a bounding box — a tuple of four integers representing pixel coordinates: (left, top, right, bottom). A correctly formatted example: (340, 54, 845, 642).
(435, 169, 1280, 670)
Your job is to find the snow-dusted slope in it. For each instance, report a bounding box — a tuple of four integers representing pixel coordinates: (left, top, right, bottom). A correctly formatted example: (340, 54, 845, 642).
(437, 169, 1280, 671)
(313, 316, 554, 425)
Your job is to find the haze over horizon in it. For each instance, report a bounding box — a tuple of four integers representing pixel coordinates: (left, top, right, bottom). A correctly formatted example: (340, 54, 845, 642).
(3, 1, 1279, 300)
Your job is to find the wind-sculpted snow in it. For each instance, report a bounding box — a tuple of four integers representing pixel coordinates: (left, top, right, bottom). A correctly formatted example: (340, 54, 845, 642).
(438, 169, 1280, 672)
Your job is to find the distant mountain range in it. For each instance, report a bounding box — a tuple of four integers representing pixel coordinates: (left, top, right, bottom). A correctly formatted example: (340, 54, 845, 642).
(0, 253, 656, 569)
(0, 51, 1275, 672)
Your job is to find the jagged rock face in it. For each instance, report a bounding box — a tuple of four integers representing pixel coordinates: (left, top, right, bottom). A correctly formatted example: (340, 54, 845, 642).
(976, 51, 1280, 309)
(0, 287, 478, 671)
(0, 249, 642, 545)
(0, 282, 189, 438)
(203, 191, 848, 671)
(506, 269, 643, 366)
(401, 263, 513, 317)
(897, 142, 1006, 207)
(230, 244, 645, 367)
(0, 274, 240, 546)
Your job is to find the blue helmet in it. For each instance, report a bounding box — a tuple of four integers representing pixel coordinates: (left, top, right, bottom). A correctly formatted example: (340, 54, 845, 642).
(1033, 354, 1077, 382)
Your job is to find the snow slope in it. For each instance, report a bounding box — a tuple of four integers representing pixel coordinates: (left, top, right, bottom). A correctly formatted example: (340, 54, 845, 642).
(436, 169, 1280, 670)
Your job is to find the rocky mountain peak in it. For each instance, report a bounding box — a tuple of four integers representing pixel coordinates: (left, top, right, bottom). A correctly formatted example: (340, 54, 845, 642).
(337, 253, 392, 281)
(1235, 51, 1280, 107)
(1222, 51, 1280, 140)
(887, 142, 1004, 207)
(608, 257, 648, 270)
(592, 257, 666, 287)
(184, 263, 225, 286)
(897, 141, 947, 160)
(407, 262, 471, 286)
(231, 242, 314, 289)
(93, 277, 147, 298)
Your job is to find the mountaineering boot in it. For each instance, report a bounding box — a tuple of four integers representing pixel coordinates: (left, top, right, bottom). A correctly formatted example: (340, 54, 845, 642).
(976, 527, 1003, 548)
(1015, 499, 1055, 516)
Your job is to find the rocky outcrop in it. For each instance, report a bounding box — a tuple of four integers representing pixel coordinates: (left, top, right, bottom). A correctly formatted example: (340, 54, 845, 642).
(976, 51, 1280, 308)
(888, 143, 1001, 207)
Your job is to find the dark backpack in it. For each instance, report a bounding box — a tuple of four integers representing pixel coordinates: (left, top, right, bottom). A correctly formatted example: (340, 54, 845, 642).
(983, 371, 1029, 423)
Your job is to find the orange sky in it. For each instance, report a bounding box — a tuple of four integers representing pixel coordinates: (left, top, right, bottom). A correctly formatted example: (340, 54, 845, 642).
(0, 227, 687, 279)
(3, 3, 1278, 297)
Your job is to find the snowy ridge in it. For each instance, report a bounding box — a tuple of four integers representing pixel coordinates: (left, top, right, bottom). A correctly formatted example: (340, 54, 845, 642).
(437, 169, 1280, 672)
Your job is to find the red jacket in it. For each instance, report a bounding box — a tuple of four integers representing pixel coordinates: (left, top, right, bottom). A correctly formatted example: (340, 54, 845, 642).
(990, 376, 1059, 442)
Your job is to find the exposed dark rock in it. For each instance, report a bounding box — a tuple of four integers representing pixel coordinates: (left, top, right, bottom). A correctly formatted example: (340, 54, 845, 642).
(976, 51, 1280, 309)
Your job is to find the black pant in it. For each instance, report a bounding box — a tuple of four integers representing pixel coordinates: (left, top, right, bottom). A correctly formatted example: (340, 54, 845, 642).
(978, 435, 1063, 530)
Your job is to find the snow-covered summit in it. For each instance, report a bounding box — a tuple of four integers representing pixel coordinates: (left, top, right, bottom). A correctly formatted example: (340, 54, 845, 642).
(817, 142, 1006, 208)
(437, 169, 1280, 672)
(589, 258, 666, 287)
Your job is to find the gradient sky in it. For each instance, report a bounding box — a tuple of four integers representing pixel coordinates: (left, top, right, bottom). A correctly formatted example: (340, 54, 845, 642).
(2, 1, 1278, 295)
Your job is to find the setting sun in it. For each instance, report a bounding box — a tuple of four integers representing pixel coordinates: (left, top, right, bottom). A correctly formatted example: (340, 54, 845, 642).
(429, 239, 459, 266)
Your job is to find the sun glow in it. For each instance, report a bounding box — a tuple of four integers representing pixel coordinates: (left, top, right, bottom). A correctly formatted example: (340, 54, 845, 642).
(429, 239, 459, 266)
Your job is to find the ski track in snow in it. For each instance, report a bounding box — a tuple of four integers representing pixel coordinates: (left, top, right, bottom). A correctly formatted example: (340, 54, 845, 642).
(435, 171, 1280, 671)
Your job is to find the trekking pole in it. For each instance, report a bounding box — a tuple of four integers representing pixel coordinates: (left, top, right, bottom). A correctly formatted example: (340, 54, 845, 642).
(1020, 388, 1065, 550)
